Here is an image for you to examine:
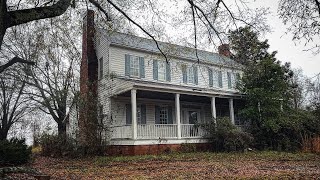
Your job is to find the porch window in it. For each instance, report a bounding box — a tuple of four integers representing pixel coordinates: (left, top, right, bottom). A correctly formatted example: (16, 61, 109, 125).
(155, 106, 173, 124)
(159, 107, 168, 124)
(125, 104, 146, 125)
(125, 54, 145, 78)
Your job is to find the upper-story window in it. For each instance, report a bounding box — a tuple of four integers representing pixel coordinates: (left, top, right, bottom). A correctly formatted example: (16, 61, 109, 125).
(153, 60, 171, 82)
(125, 54, 145, 78)
(218, 71, 223, 88)
(182, 65, 198, 85)
(227, 72, 232, 89)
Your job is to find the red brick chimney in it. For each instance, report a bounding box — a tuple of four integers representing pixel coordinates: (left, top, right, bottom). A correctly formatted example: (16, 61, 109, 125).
(218, 44, 231, 58)
(79, 10, 99, 147)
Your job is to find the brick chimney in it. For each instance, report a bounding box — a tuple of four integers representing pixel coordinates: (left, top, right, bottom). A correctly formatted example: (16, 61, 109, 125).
(79, 10, 99, 147)
(218, 44, 231, 58)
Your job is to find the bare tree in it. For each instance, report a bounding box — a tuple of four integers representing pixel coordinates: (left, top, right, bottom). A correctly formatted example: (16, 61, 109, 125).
(278, 0, 320, 53)
(0, 70, 30, 140)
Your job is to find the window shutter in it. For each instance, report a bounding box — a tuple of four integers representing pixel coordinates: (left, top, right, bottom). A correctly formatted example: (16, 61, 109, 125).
(218, 71, 223, 88)
(168, 106, 173, 124)
(194, 66, 198, 85)
(153, 60, 158, 80)
(139, 57, 145, 78)
(182, 65, 187, 84)
(141, 104, 146, 124)
(208, 68, 213, 87)
(155, 105, 160, 124)
(126, 104, 132, 124)
(125, 54, 130, 77)
(227, 72, 232, 89)
(166, 62, 171, 82)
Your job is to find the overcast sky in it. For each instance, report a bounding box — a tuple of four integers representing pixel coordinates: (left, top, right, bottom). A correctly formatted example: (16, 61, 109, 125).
(249, 0, 320, 78)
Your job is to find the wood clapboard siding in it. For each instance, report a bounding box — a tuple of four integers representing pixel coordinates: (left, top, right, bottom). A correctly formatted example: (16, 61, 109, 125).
(108, 45, 240, 92)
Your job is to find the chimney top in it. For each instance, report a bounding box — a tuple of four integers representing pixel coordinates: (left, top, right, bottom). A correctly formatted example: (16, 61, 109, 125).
(218, 44, 231, 58)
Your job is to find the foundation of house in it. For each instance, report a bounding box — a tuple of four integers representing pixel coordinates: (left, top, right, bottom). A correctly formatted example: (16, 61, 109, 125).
(105, 143, 212, 156)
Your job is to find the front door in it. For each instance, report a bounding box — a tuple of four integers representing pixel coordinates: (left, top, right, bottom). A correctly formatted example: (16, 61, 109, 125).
(182, 108, 201, 124)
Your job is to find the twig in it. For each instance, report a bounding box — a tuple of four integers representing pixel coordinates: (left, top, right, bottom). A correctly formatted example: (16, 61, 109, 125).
(0, 57, 35, 73)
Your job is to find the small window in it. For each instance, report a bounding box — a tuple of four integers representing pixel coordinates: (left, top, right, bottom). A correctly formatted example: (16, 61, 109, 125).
(158, 61, 166, 81)
(137, 105, 142, 124)
(130, 56, 140, 77)
(227, 72, 232, 89)
(218, 71, 223, 88)
(159, 107, 168, 124)
(188, 66, 195, 84)
(99, 57, 103, 79)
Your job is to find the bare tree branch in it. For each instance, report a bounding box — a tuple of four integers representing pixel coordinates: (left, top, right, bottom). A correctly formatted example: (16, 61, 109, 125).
(0, 57, 35, 73)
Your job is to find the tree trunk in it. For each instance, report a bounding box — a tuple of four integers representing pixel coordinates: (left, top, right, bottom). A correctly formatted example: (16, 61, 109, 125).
(57, 122, 66, 137)
(0, 128, 8, 141)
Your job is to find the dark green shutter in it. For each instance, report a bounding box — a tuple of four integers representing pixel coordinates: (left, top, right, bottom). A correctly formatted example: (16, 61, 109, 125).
(153, 60, 158, 80)
(125, 54, 130, 77)
(227, 72, 231, 89)
(218, 71, 223, 88)
(155, 105, 160, 124)
(168, 106, 173, 124)
(166, 62, 171, 82)
(126, 104, 132, 124)
(141, 104, 146, 124)
(182, 65, 187, 84)
(139, 57, 145, 78)
(194, 66, 198, 85)
(208, 68, 213, 87)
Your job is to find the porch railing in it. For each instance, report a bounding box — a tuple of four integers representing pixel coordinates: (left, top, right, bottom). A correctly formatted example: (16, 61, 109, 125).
(111, 125, 132, 139)
(137, 124, 177, 139)
(181, 124, 207, 138)
(111, 124, 207, 139)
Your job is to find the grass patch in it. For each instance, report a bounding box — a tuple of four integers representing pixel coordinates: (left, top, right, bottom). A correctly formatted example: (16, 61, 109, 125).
(94, 151, 320, 165)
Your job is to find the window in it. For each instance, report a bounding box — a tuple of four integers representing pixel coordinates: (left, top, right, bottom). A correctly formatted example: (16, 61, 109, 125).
(137, 105, 142, 124)
(218, 71, 223, 88)
(99, 57, 103, 79)
(158, 61, 166, 81)
(183, 65, 198, 85)
(130, 56, 140, 77)
(227, 72, 232, 89)
(159, 107, 168, 124)
(125, 104, 146, 125)
(188, 66, 195, 84)
(125, 54, 145, 78)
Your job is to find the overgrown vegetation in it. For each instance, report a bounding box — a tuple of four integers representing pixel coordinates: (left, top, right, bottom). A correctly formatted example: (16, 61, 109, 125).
(203, 117, 253, 152)
(39, 134, 104, 158)
(0, 138, 31, 166)
(230, 26, 320, 151)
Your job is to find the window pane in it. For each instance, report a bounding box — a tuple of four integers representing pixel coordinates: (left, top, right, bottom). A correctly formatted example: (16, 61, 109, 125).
(137, 106, 141, 124)
(158, 61, 166, 81)
(159, 107, 168, 124)
(188, 67, 194, 84)
(130, 56, 140, 77)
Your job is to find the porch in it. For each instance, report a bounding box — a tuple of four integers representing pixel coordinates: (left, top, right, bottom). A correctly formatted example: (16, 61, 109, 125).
(108, 89, 244, 141)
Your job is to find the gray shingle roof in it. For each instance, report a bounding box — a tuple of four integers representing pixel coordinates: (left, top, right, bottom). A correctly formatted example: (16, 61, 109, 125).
(98, 30, 241, 68)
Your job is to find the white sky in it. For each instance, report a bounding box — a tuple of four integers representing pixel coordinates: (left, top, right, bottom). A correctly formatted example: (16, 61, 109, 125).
(249, 0, 320, 77)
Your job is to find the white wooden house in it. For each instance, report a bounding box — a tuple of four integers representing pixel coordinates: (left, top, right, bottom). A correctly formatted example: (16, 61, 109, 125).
(67, 10, 244, 155)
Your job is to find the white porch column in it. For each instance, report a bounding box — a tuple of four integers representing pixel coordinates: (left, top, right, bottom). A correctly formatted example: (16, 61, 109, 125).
(131, 89, 137, 139)
(175, 93, 181, 139)
(211, 97, 217, 125)
(229, 98, 235, 124)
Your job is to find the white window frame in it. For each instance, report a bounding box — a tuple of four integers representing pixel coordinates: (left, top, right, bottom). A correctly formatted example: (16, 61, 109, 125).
(159, 107, 168, 124)
(158, 61, 166, 81)
(187, 66, 195, 84)
(130, 56, 140, 77)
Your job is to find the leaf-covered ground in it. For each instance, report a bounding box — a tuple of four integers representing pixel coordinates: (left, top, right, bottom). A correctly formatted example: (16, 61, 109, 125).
(27, 152, 320, 179)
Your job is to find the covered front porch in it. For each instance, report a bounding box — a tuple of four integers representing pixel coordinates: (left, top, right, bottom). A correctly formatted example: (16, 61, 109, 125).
(109, 88, 244, 142)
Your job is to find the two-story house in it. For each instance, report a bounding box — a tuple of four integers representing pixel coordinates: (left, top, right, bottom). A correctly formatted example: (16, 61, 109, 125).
(67, 10, 244, 155)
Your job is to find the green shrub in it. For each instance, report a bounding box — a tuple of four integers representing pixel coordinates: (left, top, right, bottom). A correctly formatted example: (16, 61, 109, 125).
(202, 117, 253, 152)
(0, 138, 32, 165)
